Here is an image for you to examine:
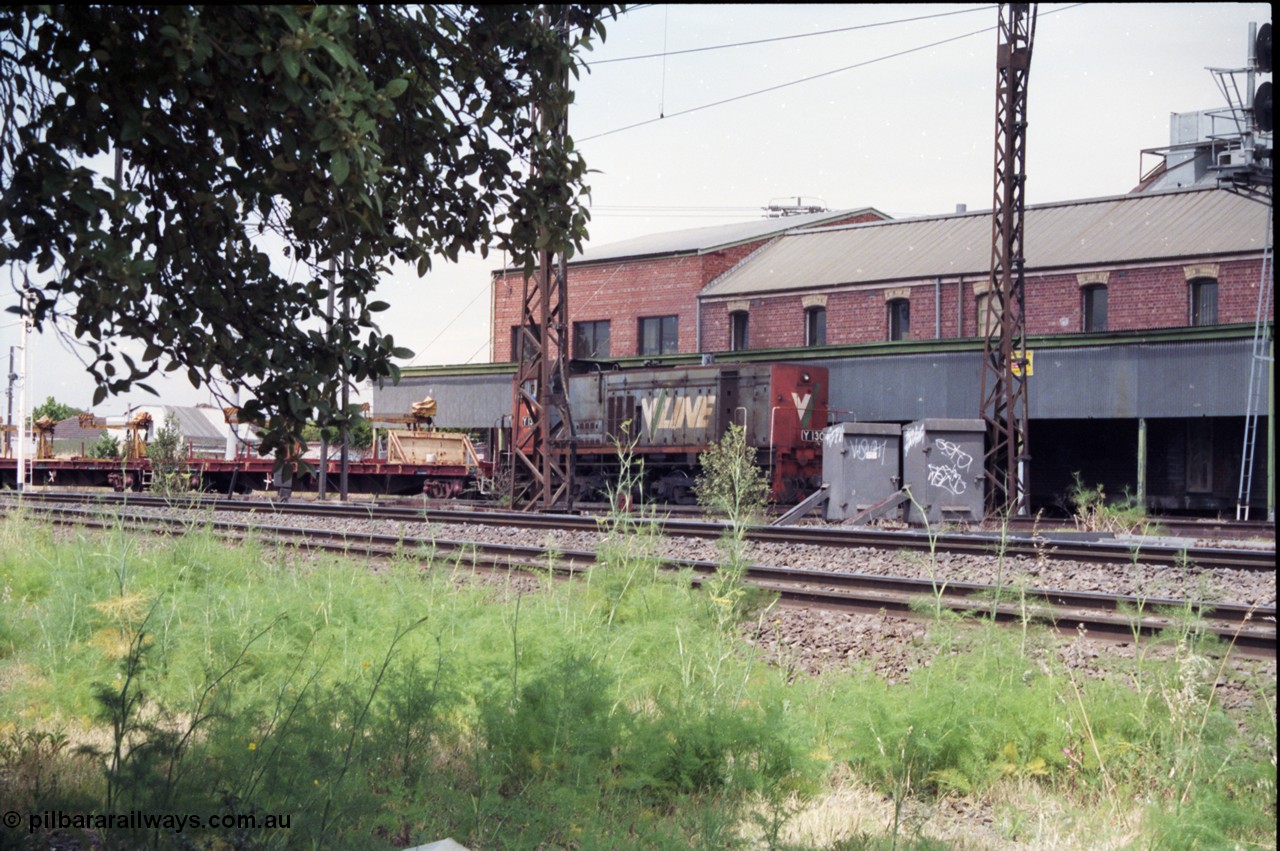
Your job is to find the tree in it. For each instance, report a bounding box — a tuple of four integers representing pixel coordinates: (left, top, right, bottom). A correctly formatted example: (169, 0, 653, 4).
(31, 395, 82, 423)
(0, 5, 617, 461)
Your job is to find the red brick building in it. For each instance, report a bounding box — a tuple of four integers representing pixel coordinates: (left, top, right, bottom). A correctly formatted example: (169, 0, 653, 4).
(698, 188, 1269, 351)
(489, 207, 887, 362)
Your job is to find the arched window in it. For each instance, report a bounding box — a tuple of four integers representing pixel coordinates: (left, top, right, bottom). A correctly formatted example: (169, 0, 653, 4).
(1189, 277, 1218, 326)
(730, 311, 750, 351)
(888, 298, 910, 341)
(805, 306, 826, 347)
(1082, 285, 1108, 332)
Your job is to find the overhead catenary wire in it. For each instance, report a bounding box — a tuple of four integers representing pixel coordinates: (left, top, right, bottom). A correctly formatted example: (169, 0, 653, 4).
(578, 3, 1085, 144)
(405, 281, 492, 366)
(587, 5, 997, 65)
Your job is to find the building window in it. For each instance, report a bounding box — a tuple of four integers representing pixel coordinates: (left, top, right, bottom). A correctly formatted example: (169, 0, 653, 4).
(805, 306, 826, 347)
(638, 315, 678, 356)
(1082, 285, 1108, 332)
(1189, 278, 1218, 326)
(511, 323, 540, 361)
(573, 320, 610, 359)
(888, 299, 910, 341)
(730, 311, 749, 351)
(976, 292, 998, 338)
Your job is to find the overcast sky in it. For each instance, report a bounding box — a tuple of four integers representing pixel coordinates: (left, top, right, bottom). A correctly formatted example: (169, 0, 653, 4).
(2, 3, 1270, 417)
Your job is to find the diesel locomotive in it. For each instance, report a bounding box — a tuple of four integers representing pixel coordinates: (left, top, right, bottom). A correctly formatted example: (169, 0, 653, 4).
(517, 362, 830, 504)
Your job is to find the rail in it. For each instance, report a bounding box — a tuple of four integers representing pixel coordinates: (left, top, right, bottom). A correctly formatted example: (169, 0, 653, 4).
(6, 498, 1273, 660)
(2, 491, 1274, 572)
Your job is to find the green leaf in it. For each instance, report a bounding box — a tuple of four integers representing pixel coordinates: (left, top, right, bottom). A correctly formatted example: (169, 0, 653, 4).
(384, 78, 409, 98)
(331, 150, 349, 185)
(320, 38, 357, 70)
(280, 50, 301, 80)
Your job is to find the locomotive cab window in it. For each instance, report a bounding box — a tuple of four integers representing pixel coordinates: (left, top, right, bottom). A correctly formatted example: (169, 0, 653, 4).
(730, 311, 750, 351)
(887, 298, 910, 341)
(805, 306, 826, 347)
(573, 320, 610, 359)
(638, 315, 678, 356)
(1082, 285, 1108, 332)
(1189, 277, 1218, 326)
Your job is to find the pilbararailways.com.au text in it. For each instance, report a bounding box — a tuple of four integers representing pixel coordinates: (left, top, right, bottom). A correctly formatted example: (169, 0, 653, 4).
(12, 809, 291, 833)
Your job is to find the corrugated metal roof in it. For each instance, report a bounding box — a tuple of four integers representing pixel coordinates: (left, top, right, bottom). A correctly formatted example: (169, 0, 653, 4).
(701, 187, 1270, 298)
(136, 405, 230, 443)
(47, 405, 234, 453)
(573, 207, 887, 265)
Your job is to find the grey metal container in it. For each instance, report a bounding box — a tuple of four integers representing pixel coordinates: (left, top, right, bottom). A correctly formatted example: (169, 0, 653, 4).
(822, 422, 903, 521)
(901, 419, 986, 525)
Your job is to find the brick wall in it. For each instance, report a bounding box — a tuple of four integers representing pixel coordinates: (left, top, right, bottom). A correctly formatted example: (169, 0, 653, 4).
(699, 257, 1267, 352)
(490, 211, 884, 361)
(492, 254, 707, 361)
(1027, 259, 1263, 334)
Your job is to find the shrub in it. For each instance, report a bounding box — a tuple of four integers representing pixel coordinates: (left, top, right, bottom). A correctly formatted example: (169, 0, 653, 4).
(147, 412, 193, 497)
(695, 423, 769, 524)
(87, 431, 120, 460)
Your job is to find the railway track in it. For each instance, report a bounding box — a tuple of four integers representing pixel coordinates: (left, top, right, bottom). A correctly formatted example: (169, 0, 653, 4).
(4, 491, 1274, 572)
(1000, 513, 1276, 542)
(5, 494, 1274, 660)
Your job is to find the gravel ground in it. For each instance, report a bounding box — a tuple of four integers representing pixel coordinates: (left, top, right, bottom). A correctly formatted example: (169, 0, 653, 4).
(170, 507, 1275, 609)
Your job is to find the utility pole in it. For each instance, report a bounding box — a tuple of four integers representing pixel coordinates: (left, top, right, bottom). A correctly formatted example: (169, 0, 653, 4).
(5, 346, 14, 458)
(340, 274, 350, 502)
(319, 256, 336, 500)
(511, 5, 575, 511)
(981, 3, 1036, 517)
(15, 284, 32, 493)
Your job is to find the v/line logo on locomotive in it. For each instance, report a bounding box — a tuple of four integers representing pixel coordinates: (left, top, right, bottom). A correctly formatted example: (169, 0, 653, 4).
(793, 390, 823, 442)
(638, 387, 823, 441)
(639, 392, 715, 436)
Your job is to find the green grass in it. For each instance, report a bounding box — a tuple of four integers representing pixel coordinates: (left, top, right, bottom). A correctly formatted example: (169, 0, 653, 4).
(0, 508, 1274, 850)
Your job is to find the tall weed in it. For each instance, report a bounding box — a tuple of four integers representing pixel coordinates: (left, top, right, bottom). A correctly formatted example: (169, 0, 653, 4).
(0, 511, 1273, 850)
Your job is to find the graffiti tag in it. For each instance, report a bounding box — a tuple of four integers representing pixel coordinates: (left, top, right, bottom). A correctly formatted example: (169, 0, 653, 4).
(926, 438, 974, 496)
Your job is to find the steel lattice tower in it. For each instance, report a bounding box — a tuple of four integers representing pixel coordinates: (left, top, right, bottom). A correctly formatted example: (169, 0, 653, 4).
(511, 7, 575, 511)
(981, 3, 1036, 517)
